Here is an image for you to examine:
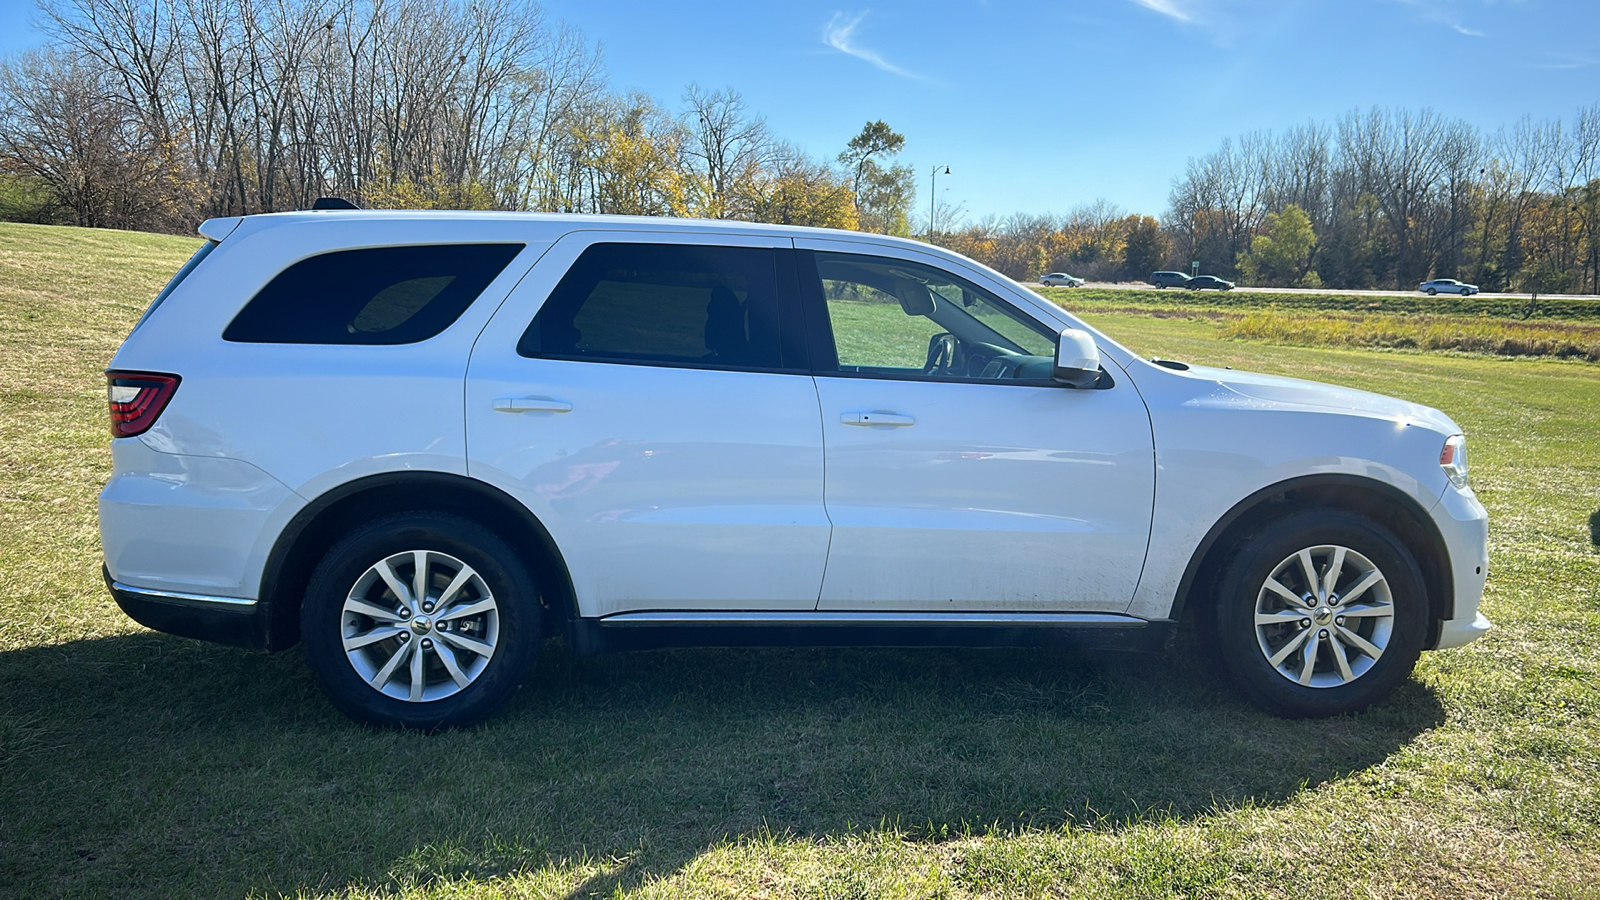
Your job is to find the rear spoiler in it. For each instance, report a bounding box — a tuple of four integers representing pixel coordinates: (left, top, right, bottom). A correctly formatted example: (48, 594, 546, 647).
(197, 196, 359, 242)
(197, 217, 242, 242)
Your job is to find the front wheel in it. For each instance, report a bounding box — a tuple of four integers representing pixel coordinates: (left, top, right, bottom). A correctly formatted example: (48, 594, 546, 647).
(301, 511, 541, 729)
(1427, 288, 1438, 295)
(1211, 510, 1429, 717)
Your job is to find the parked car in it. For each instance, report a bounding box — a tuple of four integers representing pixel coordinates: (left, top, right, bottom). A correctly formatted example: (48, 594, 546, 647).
(101, 209, 1490, 728)
(1039, 272, 1084, 287)
(1419, 278, 1479, 296)
(1188, 275, 1236, 291)
(1149, 271, 1191, 288)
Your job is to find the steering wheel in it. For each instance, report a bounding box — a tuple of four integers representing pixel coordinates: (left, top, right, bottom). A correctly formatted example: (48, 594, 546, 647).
(923, 332, 957, 375)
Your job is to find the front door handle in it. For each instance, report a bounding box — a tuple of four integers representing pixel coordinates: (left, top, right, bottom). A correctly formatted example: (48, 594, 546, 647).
(494, 397, 573, 413)
(841, 411, 915, 427)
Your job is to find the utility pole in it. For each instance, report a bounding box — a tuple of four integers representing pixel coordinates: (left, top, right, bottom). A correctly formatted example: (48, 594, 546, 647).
(928, 165, 950, 242)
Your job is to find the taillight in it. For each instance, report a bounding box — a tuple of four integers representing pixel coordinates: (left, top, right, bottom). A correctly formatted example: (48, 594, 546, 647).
(106, 371, 180, 438)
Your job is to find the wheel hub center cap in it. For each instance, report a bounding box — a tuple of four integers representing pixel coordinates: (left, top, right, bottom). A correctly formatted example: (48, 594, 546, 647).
(1313, 607, 1334, 626)
(410, 616, 432, 635)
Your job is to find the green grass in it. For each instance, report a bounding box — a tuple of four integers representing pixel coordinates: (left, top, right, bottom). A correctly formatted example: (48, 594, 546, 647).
(2, 222, 1599, 898)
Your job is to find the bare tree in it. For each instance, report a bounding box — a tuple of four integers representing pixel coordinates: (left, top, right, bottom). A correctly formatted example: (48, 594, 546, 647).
(681, 83, 773, 219)
(0, 48, 185, 228)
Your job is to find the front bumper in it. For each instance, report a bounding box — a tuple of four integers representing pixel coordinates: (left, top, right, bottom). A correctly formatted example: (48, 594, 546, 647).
(1434, 611, 1492, 650)
(1428, 484, 1491, 651)
(105, 567, 268, 649)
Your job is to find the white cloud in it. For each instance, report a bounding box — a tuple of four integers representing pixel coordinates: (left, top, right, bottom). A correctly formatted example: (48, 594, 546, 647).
(1533, 54, 1599, 70)
(823, 11, 919, 79)
(1129, 0, 1197, 23)
(1384, 0, 1497, 37)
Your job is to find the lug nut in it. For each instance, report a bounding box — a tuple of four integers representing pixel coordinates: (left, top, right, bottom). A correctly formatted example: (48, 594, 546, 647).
(1300, 619, 1311, 629)
(399, 632, 410, 642)
(421, 638, 433, 649)
(422, 602, 434, 613)
(398, 609, 410, 619)
(1336, 616, 1346, 626)
(1319, 629, 1329, 638)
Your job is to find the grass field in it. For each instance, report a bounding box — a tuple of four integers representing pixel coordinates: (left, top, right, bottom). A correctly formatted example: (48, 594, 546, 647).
(2, 221, 1598, 898)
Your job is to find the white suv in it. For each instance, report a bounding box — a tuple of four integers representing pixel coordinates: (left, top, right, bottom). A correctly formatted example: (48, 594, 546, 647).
(100, 210, 1490, 728)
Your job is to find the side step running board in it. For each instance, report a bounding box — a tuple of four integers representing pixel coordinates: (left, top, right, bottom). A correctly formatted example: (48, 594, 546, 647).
(569, 610, 1170, 655)
(596, 611, 1148, 628)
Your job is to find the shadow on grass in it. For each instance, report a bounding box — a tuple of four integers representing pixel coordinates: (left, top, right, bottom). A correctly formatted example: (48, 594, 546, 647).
(1589, 507, 1600, 546)
(0, 632, 1444, 898)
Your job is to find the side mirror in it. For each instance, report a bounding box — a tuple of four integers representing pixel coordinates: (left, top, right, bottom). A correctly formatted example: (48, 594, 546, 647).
(1053, 328, 1101, 388)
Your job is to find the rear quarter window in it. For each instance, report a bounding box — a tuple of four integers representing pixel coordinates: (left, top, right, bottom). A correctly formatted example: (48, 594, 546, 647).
(223, 243, 524, 344)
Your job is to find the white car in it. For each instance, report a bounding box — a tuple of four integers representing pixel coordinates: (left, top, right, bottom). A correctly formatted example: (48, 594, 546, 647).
(1039, 272, 1084, 287)
(1419, 278, 1479, 296)
(101, 209, 1490, 728)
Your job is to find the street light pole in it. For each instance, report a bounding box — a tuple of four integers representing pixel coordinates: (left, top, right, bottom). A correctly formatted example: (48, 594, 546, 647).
(928, 165, 950, 242)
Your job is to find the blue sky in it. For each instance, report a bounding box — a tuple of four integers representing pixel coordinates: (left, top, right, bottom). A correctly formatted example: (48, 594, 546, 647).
(4, 0, 1596, 221)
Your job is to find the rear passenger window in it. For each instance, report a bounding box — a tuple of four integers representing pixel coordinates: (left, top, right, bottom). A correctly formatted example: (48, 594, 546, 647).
(223, 244, 524, 344)
(518, 243, 786, 370)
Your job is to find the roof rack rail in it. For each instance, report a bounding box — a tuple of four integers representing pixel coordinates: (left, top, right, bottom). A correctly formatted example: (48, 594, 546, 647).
(311, 197, 360, 210)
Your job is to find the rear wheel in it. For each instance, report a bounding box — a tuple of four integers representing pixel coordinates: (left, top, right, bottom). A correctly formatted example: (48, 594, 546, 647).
(1211, 510, 1428, 717)
(301, 511, 540, 729)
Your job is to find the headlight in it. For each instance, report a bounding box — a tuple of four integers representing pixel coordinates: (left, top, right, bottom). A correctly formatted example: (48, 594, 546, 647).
(1439, 434, 1469, 489)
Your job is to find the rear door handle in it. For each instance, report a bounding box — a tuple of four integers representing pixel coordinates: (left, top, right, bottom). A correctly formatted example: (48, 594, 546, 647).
(840, 411, 915, 427)
(494, 397, 573, 413)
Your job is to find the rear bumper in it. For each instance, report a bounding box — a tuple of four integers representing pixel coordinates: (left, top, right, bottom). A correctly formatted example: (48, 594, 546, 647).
(98, 438, 300, 601)
(105, 566, 268, 650)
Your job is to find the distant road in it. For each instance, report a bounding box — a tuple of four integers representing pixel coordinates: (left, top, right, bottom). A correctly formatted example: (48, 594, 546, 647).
(1067, 282, 1600, 301)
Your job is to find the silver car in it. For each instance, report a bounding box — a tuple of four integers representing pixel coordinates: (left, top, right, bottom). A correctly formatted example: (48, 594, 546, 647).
(1040, 272, 1084, 287)
(1419, 278, 1479, 296)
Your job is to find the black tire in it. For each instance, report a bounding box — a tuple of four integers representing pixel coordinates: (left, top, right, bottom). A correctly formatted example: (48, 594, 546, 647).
(1211, 509, 1428, 717)
(1427, 288, 1438, 295)
(301, 511, 541, 729)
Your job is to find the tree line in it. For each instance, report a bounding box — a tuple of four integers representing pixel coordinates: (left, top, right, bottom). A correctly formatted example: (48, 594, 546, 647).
(0, 0, 916, 233)
(930, 107, 1598, 294)
(1164, 107, 1600, 293)
(2, 0, 1597, 295)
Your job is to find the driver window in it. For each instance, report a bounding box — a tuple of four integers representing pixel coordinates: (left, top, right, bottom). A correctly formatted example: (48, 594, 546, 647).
(814, 252, 1056, 381)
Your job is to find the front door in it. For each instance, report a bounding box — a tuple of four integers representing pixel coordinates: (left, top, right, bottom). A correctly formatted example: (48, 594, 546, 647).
(795, 242, 1156, 613)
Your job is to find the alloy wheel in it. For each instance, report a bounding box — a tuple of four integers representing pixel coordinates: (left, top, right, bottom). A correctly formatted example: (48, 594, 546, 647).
(339, 549, 500, 702)
(1252, 544, 1395, 688)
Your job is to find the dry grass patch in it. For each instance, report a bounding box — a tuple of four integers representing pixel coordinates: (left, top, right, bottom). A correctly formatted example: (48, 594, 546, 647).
(1222, 310, 1600, 361)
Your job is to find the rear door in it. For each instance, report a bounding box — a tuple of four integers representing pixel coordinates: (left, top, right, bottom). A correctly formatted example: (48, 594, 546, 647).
(465, 232, 831, 617)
